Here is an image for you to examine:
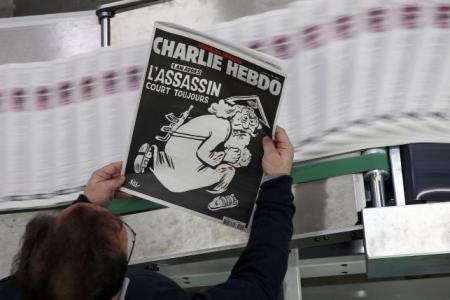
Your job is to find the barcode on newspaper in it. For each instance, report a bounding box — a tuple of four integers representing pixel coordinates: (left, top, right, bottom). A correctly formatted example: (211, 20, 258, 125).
(222, 217, 246, 231)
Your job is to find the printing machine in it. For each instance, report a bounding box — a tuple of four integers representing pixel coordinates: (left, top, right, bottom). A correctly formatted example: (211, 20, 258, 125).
(1, 1, 450, 299)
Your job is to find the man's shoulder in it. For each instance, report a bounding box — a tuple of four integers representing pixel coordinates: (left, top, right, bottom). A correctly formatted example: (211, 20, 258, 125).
(125, 272, 188, 299)
(127, 271, 176, 285)
(0, 276, 22, 300)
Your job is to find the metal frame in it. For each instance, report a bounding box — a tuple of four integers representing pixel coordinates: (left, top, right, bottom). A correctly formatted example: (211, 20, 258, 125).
(153, 250, 304, 299)
(364, 201, 450, 278)
(96, 0, 170, 46)
(284, 249, 302, 300)
(127, 224, 364, 268)
(363, 148, 390, 207)
(148, 248, 366, 300)
(97, 10, 113, 47)
(388, 146, 406, 206)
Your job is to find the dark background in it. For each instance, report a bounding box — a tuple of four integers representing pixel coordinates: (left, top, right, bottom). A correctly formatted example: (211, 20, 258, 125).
(123, 27, 284, 226)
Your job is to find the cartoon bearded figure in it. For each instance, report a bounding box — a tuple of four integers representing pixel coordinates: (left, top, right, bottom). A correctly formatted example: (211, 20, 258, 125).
(134, 95, 269, 194)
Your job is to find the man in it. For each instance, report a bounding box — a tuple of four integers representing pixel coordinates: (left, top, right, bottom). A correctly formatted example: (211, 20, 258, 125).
(134, 95, 268, 194)
(0, 127, 295, 300)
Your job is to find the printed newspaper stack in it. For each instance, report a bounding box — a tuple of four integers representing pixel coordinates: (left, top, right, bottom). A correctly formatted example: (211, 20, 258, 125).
(210, 0, 450, 161)
(1, 0, 450, 213)
(120, 23, 286, 231)
(0, 44, 147, 211)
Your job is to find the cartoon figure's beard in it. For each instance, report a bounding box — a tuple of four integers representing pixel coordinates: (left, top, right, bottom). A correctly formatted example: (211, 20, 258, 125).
(224, 132, 251, 150)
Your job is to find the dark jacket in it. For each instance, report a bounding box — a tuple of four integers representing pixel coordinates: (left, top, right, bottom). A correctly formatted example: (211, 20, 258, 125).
(0, 176, 295, 300)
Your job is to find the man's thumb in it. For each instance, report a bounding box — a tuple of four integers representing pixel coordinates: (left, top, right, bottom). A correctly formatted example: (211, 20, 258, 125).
(262, 136, 276, 154)
(106, 175, 126, 189)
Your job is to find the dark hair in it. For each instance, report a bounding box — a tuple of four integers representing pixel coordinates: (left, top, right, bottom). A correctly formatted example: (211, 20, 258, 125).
(12, 204, 128, 300)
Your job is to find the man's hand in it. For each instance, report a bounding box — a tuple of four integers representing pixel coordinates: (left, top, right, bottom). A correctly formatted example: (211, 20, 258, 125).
(84, 161, 131, 207)
(262, 127, 294, 176)
(224, 148, 241, 164)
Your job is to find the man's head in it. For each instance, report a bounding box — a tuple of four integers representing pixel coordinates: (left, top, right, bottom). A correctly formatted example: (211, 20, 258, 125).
(12, 203, 128, 300)
(225, 109, 255, 151)
(230, 106, 260, 137)
(209, 99, 261, 134)
(209, 99, 262, 152)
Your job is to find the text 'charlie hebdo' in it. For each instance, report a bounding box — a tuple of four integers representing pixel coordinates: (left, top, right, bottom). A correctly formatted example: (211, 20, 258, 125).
(145, 36, 282, 102)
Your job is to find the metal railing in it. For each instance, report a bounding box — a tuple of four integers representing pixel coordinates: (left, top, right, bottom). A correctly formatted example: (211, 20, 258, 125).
(96, 0, 171, 46)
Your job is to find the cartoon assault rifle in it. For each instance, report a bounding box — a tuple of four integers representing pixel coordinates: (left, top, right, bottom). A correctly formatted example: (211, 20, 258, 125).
(156, 105, 194, 142)
(133, 105, 195, 173)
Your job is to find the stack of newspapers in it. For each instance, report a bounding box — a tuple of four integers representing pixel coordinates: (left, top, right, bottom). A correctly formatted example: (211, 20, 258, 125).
(1, 0, 450, 210)
(210, 0, 450, 161)
(0, 44, 148, 209)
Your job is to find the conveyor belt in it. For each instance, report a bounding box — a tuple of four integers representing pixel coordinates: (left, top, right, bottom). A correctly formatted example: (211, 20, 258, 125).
(0, 151, 388, 215)
(292, 151, 390, 184)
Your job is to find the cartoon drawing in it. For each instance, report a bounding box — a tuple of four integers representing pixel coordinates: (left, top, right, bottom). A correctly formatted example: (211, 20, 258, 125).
(134, 95, 269, 194)
(208, 194, 239, 211)
(155, 105, 194, 142)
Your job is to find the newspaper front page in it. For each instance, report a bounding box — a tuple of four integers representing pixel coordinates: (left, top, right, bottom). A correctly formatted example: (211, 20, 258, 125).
(121, 22, 286, 230)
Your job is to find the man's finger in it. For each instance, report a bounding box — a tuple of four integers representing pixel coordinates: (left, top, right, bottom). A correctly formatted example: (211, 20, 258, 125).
(114, 191, 132, 199)
(275, 127, 292, 150)
(105, 175, 126, 190)
(96, 161, 123, 179)
(262, 136, 277, 154)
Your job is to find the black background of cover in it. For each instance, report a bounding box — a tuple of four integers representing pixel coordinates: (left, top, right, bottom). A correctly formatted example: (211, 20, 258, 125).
(123, 28, 285, 226)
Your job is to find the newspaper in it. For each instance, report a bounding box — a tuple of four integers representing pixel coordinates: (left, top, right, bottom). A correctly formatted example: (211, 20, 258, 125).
(0, 43, 147, 210)
(120, 22, 286, 231)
